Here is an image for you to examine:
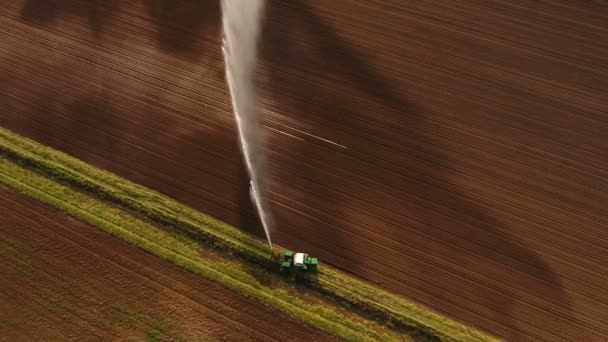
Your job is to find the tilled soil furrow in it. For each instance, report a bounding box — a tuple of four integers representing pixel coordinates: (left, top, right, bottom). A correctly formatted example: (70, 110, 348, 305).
(2, 0, 607, 340)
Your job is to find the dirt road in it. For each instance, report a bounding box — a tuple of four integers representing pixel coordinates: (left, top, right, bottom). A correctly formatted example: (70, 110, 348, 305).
(1, 1, 607, 340)
(0, 185, 333, 341)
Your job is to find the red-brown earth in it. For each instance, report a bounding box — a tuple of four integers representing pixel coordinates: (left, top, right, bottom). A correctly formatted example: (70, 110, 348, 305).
(1, 1, 607, 340)
(0, 185, 335, 341)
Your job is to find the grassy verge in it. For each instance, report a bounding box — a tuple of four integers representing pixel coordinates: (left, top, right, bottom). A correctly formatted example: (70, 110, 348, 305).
(0, 127, 497, 342)
(0, 157, 400, 341)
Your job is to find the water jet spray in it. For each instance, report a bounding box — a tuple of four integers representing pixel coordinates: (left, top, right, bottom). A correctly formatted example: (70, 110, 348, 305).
(221, 0, 273, 250)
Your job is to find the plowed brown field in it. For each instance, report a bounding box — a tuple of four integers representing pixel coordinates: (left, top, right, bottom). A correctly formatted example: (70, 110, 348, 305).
(0, 185, 334, 341)
(1, 1, 607, 341)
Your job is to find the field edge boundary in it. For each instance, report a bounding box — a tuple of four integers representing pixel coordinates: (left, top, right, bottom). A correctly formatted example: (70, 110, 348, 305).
(0, 126, 498, 342)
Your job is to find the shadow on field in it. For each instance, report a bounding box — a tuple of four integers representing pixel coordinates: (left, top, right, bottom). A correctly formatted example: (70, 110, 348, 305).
(20, 0, 220, 59)
(15, 0, 247, 220)
(260, 1, 574, 339)
(21, 0, 120, 38)
(18, 0, 267, 239)
(142, 0, 220, 59)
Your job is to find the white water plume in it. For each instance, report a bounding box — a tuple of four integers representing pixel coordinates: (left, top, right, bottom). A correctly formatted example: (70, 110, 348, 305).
(221, 0, 273, 249)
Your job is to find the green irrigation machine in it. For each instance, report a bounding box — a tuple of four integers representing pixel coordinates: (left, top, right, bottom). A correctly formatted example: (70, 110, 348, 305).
(278, 251, 319, 273)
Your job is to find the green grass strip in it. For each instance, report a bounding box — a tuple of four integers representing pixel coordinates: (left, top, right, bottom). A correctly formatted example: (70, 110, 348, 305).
(0, 157, 402, 341)
(0, 127, 497, 342)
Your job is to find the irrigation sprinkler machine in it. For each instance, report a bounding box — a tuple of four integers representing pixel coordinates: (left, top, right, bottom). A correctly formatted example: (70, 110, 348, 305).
(221, 0, 320, 278)
(278, 251, 319, 273)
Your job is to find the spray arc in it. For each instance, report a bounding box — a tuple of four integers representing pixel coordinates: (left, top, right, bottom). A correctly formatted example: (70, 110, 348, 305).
(221, 0, 273, 249)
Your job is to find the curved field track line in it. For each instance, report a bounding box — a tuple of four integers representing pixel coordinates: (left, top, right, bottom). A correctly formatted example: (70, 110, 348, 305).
(0, 126, 496, 342)
(0, 188, 334, 342)
(0, 155, 407, 342)
(2, 198, 278, 341)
